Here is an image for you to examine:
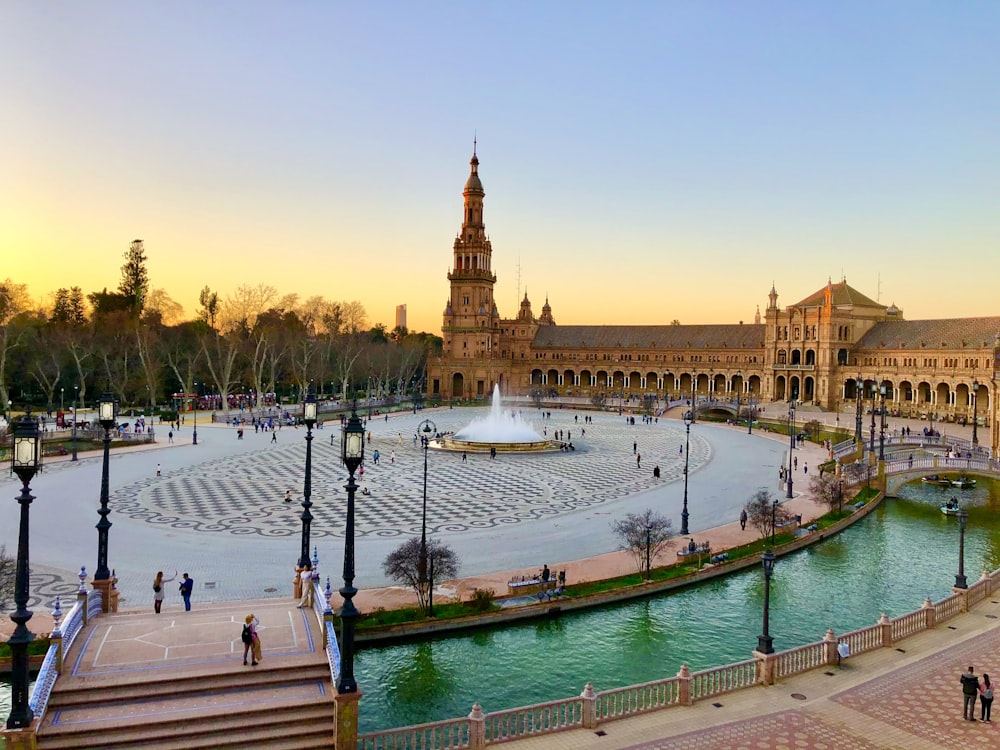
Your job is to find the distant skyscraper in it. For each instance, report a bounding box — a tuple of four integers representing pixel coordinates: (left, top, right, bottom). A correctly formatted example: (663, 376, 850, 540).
(396, 304, 407, 331)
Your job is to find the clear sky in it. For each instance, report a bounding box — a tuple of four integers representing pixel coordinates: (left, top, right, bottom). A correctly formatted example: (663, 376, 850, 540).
(2, 2, 997, 333)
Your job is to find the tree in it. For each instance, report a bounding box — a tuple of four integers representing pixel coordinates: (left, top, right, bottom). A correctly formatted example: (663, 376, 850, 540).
(145, 288, 184, 326)
(810, 473, 846, 513)
(590, 392, 607, 409)
(0, 279, 33, 409)
(119, 239, 150, 317)
(611, 509, 675, 578)
(50, 286, 87, 325)
(382, 537, 459, 616)
(743, 488, 793, 541)
(198, 286, 220, 330)
(803, 419, 822, 440)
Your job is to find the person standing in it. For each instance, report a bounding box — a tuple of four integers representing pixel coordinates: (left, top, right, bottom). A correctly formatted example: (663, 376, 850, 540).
(740, 508, 748, 531)
(179, 573, 194, 611)
(961, 665, 980, 721)
(981, 673, 994, 722)
(242, 614, 260, 666)
(297, 564, 314, 608)
(152, 570, 176, 614)
(271, 430, 277, 444)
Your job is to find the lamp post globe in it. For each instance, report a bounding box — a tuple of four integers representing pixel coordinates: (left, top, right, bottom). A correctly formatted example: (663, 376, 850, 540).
(680, 410, 693, 536)
(337, 405, 365, 694)
(757, 549, 776, 655)
(298, 388, 318, 568)
(95, 392, 118, 581)
(6, 413, 42, 729)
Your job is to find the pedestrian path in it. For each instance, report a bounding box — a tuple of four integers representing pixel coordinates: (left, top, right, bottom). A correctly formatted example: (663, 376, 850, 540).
(508, 594, 1000, 749)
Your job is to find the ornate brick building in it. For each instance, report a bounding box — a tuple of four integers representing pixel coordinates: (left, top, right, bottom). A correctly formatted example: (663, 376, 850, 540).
(427, 152, 998, 453)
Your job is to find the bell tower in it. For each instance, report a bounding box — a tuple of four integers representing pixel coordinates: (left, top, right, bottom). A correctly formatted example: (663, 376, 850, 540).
(441, 144, 500, 361)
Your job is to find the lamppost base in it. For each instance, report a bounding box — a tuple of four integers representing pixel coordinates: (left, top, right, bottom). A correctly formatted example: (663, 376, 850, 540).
(680, 511, 689, 538)
(954, 575, 967, 590)
(757, 635, 774, 655)
(91, 578, 119, 614)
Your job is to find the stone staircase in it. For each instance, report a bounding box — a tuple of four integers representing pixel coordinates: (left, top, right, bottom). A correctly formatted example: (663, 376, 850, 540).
(35, 601, 336, 749)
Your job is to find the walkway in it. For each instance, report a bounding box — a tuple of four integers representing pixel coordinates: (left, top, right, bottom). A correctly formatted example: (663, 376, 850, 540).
(510, 594, 1000, 749)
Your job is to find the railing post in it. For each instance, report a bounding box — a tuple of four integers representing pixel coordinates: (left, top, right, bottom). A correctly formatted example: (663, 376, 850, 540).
(468, 702, 486, 750)
(333, 689, 362, 750)
(822, 629, 838, 665)
(878, 613, 893, 648)
(51, 596, 64, 673)
(922, 597, 936, 629)
(676, 663, 692, 705)
(753, 650, 777, 686)
(981, 569, 992, 597)
(580, 682, 597, 729)
(954, 587, 970, 613)
(78, 566, 89, 625)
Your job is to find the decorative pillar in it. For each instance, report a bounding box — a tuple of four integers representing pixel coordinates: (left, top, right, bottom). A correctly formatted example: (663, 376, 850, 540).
(580, 683, 597, 728)
(822, 629, 838, 665)
(878, 613, 893, 648)
(922, 596, 936, 629)
(333, 690, 362, 750)
(77, 567, 89, 626)
(753, 650, 778, 686)
(676, 663, 692, 705)
(468, 703, 486, 749)
(51, 597, 64, 673)
(981, 569, 993, 597)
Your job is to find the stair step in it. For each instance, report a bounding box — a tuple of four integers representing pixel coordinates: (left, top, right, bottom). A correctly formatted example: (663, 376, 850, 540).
(38, 700, 335, 749)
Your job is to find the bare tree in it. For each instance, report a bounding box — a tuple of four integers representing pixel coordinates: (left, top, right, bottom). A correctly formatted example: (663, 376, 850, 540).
(0, 545, 14, 611)
(809, 473, 846, 513)
(611, 509, 675, 578)
(743, 488, 794, 541)
(382, 537, 459, 616)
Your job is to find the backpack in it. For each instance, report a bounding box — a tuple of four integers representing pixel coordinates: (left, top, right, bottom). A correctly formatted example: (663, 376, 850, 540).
(241, 623, 253, 644)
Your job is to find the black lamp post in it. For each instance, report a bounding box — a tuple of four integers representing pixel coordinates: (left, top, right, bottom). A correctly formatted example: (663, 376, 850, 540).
(771, 498, 778, 545)
(734, 369, 742, 426)
(5, 414, 41, 729)
(878, 382, 887, 462)
(855, 376, 863, 447)
(748, 400, 755, 435)
(869, 382, 877, 458)
(298, 389, 318, 568)
(192, 382, 199, 446)
(680, 410, 693, 536)
(786, 401, 795, 499)
(95, 392, 117, 581)
(955, 509, 969, 589)
(417, 418, 436, 614)
(337, 405, 365, 694)
(644, 523, 652, 580)
(757, 549, 776, 655)
(972, 380, 979, 446)
(71, 385, 79, 462)
(690, 371, 697, 423)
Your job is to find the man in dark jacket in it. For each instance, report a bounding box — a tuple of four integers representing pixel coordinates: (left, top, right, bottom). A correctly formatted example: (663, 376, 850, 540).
(961, 665, 980, 720)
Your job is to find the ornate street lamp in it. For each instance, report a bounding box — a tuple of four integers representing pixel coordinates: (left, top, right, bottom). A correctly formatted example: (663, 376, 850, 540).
(298, 388, 318, 568)
(71, 385, 79, 462)
(644, 523, 653, 580)
(972, 380, 979, 446)
(854, 376, 863, 448)
(734, 369, 742, 426)
(869, 382, 877, 458)
(771, 498, 778, 545)
(757, 549, 776, 655)
(680, 410, 693, 536)
(337, 405, 365, 694)
(878, 382, 887, 462)
(95, 392, 117, 581)
(689, 371, 697, 423)
(417, 418, 437, 614)
(192, 382, 199, 446)
(955, 509, 969, 589)
(786, 401, 795, 499)
(5, 414, 41, 729)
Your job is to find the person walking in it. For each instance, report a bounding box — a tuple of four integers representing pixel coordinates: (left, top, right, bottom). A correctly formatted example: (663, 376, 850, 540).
(179, 572, 194, 611)
(271, 430, 277, 444)
(152, 570, 176, 614)
(636, 453, 641, 469)
(981, 673, 994, 722)
(297, 564, 314, 608)
(740, 508, 748, 531)
(961, 665, 980, 721)
(242, 614, 260, 666)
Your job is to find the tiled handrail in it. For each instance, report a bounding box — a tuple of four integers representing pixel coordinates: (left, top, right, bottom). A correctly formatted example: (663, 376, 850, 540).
(691, 660, 759, 699)
(324, 620, 341, 686)
(87, 590, 104, 620)
(27, 644, 60, 720)
(773, 642, 827, 680)
(359, 717, 471, 749)
(486, 697, 584, 742)
(598, 678, 680, 720)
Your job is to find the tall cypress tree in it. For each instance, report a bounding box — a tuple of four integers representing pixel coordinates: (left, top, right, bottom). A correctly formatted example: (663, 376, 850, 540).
(119, 239, 149, 317)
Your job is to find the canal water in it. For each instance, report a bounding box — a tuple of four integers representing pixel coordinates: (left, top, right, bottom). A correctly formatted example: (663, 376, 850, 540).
(3, 477, 999, 731)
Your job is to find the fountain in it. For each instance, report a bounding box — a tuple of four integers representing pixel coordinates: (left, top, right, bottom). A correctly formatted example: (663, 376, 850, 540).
(434, 385, 564, 453)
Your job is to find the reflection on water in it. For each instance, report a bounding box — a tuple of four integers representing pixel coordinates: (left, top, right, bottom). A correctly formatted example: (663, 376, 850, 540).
(355, 493, 1000, 733)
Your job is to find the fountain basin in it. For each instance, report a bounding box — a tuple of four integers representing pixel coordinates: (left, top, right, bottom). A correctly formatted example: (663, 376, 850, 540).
(431, 437, 567, 454)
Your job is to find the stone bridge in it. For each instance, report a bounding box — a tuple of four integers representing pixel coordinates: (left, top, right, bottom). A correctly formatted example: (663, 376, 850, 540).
(877, 455, 999, 495)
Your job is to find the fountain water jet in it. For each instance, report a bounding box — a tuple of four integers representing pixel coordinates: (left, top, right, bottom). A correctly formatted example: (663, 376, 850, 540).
(434, 385, 565, 453)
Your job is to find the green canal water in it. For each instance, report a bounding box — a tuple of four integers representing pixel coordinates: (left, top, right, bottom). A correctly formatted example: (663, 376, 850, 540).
(4, 477, 1000, 732)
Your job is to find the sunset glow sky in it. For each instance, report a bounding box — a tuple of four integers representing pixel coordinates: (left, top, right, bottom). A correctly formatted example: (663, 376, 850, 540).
(2, 2, 997, 333)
